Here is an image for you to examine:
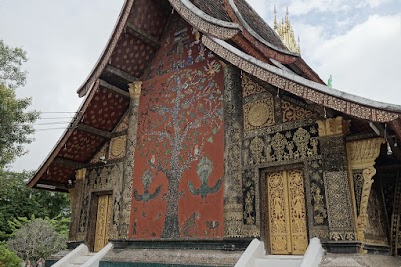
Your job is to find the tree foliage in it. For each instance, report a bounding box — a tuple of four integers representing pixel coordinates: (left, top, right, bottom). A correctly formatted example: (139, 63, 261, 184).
(0, 171, 70, 241)
(0, 40, 39, 168)
(0, 40, 27, 89)
(7, 219, 66, 263)
(0, 243, 21, 267)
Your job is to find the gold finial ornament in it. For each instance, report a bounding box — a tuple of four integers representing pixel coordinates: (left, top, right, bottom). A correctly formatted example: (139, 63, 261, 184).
(274, 7, 301, 54)
(128, 81, 143, 99)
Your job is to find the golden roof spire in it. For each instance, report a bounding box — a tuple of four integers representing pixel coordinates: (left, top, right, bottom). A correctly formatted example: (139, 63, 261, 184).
(273, 5, 278, 31)
(274, 7, 301, 54)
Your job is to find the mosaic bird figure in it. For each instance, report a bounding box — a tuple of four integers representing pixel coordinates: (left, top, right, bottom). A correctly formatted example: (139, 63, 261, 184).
(134, 169, 162, 205)
(188, 156, 222, 203)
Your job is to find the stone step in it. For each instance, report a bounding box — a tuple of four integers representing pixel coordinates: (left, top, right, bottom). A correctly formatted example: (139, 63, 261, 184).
(70, 255, 93, 264)
(255, 255, 303, 267)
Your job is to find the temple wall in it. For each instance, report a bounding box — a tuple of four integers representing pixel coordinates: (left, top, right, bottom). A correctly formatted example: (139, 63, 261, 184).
(220, 72, 386, 254)
(223, 73, 332, 242)
(128, 15, 225, 239)
(68, 114, 129, 244)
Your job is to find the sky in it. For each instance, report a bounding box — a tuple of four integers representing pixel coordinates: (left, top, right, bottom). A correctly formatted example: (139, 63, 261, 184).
(0, 0, 400, 172)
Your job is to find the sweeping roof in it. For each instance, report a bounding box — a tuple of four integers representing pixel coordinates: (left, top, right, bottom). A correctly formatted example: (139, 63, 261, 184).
(28, 0, 401, 191)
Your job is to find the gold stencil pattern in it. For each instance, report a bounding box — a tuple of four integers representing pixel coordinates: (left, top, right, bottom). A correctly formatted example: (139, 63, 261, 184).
(244, 98, 274, 130)
(109, 136, 127, 160)
(267, 170, 307, 255)
(282, 100, 313, 123)
(242, 74, 265, 97)
(94, 195, 112, 252)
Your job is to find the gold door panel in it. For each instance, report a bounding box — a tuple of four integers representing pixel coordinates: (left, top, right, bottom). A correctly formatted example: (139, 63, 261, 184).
(267, 170, 308, 255)
(94, 195, 112, 252)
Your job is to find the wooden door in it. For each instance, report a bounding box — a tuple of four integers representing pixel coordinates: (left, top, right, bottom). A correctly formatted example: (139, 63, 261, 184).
(267, 170, 308, 255)
(94, 194, 112, 252)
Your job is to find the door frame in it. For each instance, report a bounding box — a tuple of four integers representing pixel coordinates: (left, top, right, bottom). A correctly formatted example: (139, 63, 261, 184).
(260, 163, 308, 255)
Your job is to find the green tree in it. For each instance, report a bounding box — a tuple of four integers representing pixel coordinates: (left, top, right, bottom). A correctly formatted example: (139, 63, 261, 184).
(0, 40, 39, 168)
(0, 171, 70, 241)
(7, 219, 66, 263)
(0, 243, 21, 267)
(0, 40, 27, 89)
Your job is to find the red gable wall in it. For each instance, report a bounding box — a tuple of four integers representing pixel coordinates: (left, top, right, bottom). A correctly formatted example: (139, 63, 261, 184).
(129, 15, 225, 239)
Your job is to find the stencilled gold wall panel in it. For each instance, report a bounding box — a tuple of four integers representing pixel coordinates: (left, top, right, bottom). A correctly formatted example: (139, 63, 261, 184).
(234, 73, 329, 243)
(267, 170, 308, 255)
(243, 125, 319, 167)
(242, 74, 266, 97)
(282, 100, 314, 123)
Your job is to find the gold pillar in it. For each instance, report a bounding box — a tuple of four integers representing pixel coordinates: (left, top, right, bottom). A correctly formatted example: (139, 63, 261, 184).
(346, 138, 384, 248)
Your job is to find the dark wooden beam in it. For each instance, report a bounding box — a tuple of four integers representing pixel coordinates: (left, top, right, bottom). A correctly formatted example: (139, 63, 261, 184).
(99, 79, 130, 98)
(126, 22, 160, 49)
(54, 157, 84, 169)
(76, 124, 112, 139)
(34, 180, 69, 192)
(105, 64, 138, 84)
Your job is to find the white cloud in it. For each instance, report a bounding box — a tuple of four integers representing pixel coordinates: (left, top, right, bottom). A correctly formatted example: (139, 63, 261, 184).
(301, 14, 401, 104)
(0, 0, 124, 171)
(286, 0, 351, 16)
(365, 0, 391, 7)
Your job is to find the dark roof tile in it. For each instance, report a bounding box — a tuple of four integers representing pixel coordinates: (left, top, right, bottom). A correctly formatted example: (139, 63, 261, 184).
(234, 0, 289, 51)
(190, 0, 232, 22)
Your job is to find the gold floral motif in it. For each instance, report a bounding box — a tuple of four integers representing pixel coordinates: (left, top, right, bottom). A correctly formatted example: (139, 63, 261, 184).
(249, 103, 270, 127)
(109, 136, 127, 160)
(242, 74, 265, 97)
(267, 170, 307, 255)
(249, 137, 264, 164)
(288, 170, 308, 254)
(244, 97, 275, 130)
(94, 195, 112, 252)
(271, 132, 287, 161)
(293, 128, 311, 158)
(282, 100, 313, 123)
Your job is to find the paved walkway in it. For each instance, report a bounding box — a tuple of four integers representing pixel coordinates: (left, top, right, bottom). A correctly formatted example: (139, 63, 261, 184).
(320, 253, 401, 267)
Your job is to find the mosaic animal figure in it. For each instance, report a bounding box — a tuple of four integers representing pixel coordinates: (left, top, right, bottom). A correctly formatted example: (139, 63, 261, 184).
(134, 169, 162, 205)
(205, 220, 219, 237)
(188, 156, 222, 203)
(181, 211, 200, 237)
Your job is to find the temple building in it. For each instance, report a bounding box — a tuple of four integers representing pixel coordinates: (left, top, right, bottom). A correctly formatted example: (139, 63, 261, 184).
(28, 0, 401, 266)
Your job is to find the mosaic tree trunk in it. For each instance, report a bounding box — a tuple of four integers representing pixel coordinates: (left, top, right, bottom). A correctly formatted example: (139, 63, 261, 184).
(137, 61, 223, 238)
